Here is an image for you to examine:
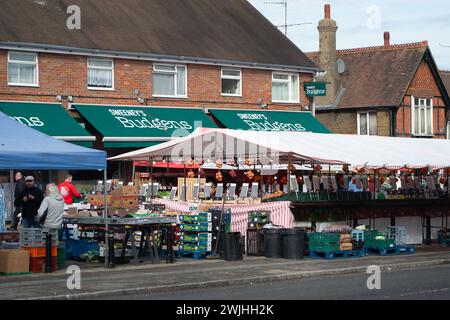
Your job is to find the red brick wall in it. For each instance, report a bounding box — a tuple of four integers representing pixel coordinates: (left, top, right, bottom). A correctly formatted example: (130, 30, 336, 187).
(0, 50, 313, 111)
(398, 60, 447, 138)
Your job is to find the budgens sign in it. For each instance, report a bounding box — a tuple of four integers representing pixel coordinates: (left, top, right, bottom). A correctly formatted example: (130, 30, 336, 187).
(237, 113, 306, 132)
(109, 109, 193, 131)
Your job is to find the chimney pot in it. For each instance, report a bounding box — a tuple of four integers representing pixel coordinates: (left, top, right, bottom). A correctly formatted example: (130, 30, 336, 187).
(324, 4, 331, 19)
(384, 31, 390, 47)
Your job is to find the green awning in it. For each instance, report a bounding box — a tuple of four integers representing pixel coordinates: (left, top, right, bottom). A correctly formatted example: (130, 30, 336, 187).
(0, 101, 95, 145)
(74, 104, 217, 148)
(209, 109, 331, 133)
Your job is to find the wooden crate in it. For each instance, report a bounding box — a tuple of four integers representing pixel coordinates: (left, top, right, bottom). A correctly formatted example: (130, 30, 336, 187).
(177, 178, 206, 202)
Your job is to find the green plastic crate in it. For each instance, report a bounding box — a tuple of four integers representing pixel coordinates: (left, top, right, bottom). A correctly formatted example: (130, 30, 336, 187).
(364, 239, 395, 249)
(57, 247, 66, 270)
(308, 232, 340, 243)
(309, 243, 340, 252)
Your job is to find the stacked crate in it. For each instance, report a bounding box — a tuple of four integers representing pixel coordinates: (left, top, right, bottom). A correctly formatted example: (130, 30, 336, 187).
(363, 229, 395, 249)
(178, 212, 219, 255)
(307, 233, 341, 252)
(247, 210, 271, 229)
(20, 229, 58, 273)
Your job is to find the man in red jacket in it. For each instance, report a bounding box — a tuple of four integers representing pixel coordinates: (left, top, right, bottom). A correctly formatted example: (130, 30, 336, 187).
(58, 174, 81, 204)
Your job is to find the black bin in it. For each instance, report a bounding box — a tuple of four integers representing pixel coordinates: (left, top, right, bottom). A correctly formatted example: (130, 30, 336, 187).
(224, 232, 243, 261)
(281, 228, 305, 259)
(264, 229, 283, 258)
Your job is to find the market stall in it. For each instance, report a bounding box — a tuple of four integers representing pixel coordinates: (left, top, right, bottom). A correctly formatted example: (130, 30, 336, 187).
(0, 111, 108, 273)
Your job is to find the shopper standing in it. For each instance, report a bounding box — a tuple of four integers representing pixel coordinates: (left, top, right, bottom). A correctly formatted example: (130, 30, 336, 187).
(9, 171, 26, 230)
(16, 176, 44, 228)
(36, 183, 64, 230)
(58, 174, 81, 205)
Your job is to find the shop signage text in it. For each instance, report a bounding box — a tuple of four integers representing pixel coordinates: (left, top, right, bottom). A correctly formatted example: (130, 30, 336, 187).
(237, 113, 306, 132)
(109, 109, 193, 131)
(304, 82, 326, 97)
(10, 116, 44, 127)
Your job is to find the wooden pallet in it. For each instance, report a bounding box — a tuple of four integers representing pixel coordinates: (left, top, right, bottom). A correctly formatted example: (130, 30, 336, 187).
(309, 249, 365, 259)
(365, 245, 415, 256)
(176, 251, 213, 260)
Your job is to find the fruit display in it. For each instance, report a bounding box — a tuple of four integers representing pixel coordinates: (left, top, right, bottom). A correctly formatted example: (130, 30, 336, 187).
(216, 170, 223, 182)
(187, 169, 195, 178)
(229, 170, 237, 178)
(245, 170, 254, 180)
(215, 159, 223, 169)
(262, 190, 286, 201)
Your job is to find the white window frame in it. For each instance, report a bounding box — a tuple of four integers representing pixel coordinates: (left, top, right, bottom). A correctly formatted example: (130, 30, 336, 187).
(357, 111, 378, 136)
(7, 51, 39, 87)
(87, 58, 115, 91)
(272, 72, 300, 103)
(411, 95, 434, 136)
(221, 68, 242, 97)
(152, 63, 188, 98)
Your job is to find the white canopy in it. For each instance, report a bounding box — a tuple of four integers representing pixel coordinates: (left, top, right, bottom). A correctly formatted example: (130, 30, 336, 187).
(109, 128, 450, 169)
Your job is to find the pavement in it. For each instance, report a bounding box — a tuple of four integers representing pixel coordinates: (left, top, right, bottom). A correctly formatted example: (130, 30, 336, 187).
(1, 246, 449, 300)
(107, 264, 450, 300)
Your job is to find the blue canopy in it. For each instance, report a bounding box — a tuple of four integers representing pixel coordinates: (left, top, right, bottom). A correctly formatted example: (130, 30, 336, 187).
(0, 111, 106, 170)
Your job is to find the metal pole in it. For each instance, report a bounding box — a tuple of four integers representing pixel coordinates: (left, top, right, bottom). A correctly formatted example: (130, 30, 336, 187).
(183, 162, 187, 202)
(9, 170, 14, 226)
(131, 163, 136, 186)
(103, 169, 110, 268)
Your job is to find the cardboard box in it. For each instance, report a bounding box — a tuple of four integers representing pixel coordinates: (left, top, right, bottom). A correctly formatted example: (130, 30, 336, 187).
(109, 208, 135, 217)
(78, 210, 92, 217)
(0, 249, 30, 273)
(87, 194, 112, 206)
(110, 186, 139, 197)
(111, 197, 139, 209)
(67, 207, 78, 216)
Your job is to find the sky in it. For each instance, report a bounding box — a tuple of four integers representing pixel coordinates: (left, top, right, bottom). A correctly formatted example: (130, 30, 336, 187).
(248, 0, 450, 70)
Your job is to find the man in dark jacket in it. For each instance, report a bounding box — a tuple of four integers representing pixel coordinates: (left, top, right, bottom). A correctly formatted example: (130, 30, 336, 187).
(15, 176, 44, 228)
(9, 171, 26, 230)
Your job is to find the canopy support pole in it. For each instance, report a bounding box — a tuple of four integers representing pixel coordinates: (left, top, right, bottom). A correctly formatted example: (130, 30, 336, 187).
(131, 163, 136, 186)
(9, 170, 14, 227)
(183, 162, 187, 202)
(103, 169, 110, 268)
(150, 157, 154, 198)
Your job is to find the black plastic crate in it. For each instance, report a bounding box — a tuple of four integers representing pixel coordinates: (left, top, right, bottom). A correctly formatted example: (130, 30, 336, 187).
(246, 229, 264, 256)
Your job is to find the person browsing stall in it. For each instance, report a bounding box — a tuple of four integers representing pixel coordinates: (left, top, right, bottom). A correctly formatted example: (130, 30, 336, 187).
(36, 183, 65, 230)
(58, 174, 81, 204)
(9, 171, 26, 230)
(16, 176, 44, 228)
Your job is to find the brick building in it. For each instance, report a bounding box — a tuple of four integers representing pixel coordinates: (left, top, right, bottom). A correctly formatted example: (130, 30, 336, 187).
(308, 5, 450, 139)
(0, 0, 328, 155)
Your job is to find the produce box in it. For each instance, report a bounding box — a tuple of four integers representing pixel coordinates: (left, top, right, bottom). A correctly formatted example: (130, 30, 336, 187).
(247, 217, 270, 224)
(110, 186, 139, 197)
(308, 232, 341, 243)
(87, 195, 112, 207)
(248, 210, 271, 219)
(178, 243, 211, 252)
(179, 214, 210, 223)
(0, 249, 30, 273)
(0, 232, 20, 242)
(179, 223, 213, 232)
(179, 233, 212, 243)
(22, 246, 57, 258)
(111, 197, 139, 209)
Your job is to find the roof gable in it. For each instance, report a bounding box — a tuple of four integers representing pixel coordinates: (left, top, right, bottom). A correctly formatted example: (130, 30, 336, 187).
(307, 42, 429, 109)
(0, 0, 317, 70)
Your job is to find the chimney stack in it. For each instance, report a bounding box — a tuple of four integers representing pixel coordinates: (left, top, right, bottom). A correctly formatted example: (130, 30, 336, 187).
(384, 31, 390, 47)
(324, 4, 331, 19)
(316, 4, 341, 106)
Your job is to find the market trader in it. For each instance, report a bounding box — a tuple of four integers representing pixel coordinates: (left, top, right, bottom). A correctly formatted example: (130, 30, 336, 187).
(9, 171, 26, 230)
(15, 176, 44, 228)
(58, 174, 81, 205)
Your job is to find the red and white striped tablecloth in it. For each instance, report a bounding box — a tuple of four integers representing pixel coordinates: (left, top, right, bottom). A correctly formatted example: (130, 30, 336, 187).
(153, 199, 294, 236)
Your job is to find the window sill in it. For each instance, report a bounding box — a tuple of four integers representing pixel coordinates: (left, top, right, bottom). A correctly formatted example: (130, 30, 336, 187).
(221, 94, 243, 97)
(412, 134, 434, 138)
(8, 83, 40, 88)
(272, 100, 300, 104)
(153, 95, 188, 99)
(88, 87, 115, 91)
